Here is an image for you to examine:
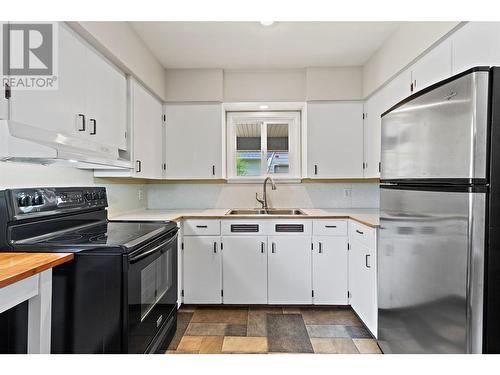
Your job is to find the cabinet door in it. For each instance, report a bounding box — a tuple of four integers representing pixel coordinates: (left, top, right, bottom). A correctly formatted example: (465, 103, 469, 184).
(0, 22, 7, 120)
(222, 236, 268, 304)
(363, 91, 385, 178)
(452, 22, 500, 74)
(410, 39, 452, 94)
(307, 102, 364, 178)
(85, 45, 127, 150)
(382, 69, 412, 112)
(349, 239, 377, 336)
(268, 236, 312, 304)
(131, 80, 163, 179)
(312, 236, 348, 305)
(9, 23, 86, 136)
(164, 103, 222, 179)
(183, 236, 222, 304)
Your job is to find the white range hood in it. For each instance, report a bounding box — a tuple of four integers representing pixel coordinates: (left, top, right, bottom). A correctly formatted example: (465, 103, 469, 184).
(0, 120, 132, 169)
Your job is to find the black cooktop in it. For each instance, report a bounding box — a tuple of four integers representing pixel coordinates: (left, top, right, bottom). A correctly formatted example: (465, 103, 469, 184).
(14, 220, 178, 253)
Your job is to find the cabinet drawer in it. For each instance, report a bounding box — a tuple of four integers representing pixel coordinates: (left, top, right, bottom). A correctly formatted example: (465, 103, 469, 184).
(313, 220, 347, 236)
(221, 220, 265, 235)
(349, 220, 376, 248)
(183, 220, 221, 236)
(269, 220, 312, 235)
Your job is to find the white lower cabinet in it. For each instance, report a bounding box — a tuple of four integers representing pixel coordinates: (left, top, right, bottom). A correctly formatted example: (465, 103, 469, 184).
(348, 224, 377, 336)
(267, 236, 312, 304)
(182, 236, 222, 304)
(222, 236, 268, 304)
(312, 236, 348, 305)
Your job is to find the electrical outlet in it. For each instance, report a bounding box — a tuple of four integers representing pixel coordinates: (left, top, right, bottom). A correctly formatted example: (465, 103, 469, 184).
(343, 188, 351, 198)
(138, 189, 144, 201)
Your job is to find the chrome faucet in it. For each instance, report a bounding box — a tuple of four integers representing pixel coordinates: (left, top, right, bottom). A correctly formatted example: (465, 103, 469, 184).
(256, 177, 277, 209)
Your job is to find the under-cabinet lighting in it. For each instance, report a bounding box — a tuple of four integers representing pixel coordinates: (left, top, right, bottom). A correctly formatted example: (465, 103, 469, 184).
(260, 21, 274, 26)
(259, 104, 269, 110)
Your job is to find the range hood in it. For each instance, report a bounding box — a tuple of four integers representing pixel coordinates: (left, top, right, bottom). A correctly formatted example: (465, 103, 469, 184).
(0, 120, 132, 169)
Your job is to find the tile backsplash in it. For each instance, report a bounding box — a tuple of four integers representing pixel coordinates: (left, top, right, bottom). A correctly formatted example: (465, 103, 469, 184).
(147, 182, 379, 209)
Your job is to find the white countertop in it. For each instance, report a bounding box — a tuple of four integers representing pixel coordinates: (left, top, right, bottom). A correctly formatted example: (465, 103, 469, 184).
(110, 208, 379, 227)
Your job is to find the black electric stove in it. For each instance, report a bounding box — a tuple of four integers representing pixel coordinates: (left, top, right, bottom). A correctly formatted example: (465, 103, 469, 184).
(0, 187, 178, 354)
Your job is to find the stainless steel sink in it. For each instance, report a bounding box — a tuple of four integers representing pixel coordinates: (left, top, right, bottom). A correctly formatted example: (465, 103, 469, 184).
(227, 208, 307, 216)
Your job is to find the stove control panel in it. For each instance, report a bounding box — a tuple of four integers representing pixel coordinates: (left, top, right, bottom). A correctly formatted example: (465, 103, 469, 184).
(8, 187, 107, 218)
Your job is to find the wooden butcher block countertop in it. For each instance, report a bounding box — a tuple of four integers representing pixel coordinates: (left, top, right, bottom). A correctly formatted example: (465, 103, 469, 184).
(0, 252, 74, 288)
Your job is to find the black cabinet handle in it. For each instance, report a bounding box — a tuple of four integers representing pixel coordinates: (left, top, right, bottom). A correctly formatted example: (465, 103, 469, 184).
(271, 242, 276, 254)
(325, 225, 337, 228)
(365, 254, 371, 268)
(314, 165, 318, 175)
(261, 242, 265, 253)
(318, 242, 323, 254)
(89, 119, 97, 135)
(135, 160, 142, 173)
(196, 225, 208, 228)
(356, 229, 364, 235)
(212, 165, 215, 176)
(213, 242, 217, 253)
(77, 114, 86, 131)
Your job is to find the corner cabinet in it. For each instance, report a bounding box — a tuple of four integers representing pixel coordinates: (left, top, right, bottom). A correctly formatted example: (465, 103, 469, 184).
(129, 79, 164, 179)
(164, 103, 223, 179)
(9, 23, 127, 150)
(307, 102, 364, 178)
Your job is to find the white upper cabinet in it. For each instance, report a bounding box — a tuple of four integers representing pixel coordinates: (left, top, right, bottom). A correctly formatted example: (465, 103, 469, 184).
(363, 90, 385, 178)
(9, 23, 87, 137)
(130, 79, 164, 179)
(307, 102, 364, 178)
(84, 46, 127, 150)
(0, 22, 8, 120)
(452, 22, 500, 74)
(164, 103, 223, 179)
(382, 69, 413, 112)
(410, 39, 452, 94)
(9, 23, 127, 151)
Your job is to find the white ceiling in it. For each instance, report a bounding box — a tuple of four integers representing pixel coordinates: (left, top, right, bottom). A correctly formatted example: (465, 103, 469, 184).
(130, 22, 402, 70)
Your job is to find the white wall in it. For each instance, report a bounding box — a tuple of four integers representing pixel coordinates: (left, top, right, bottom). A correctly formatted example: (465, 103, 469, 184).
(165, 69, 223, 102)
(223, 69, 306, 102)
(147, 182, 379, 209)
(0, 162, 147, 217)
(306, 67, 363, 100)
(363, 22, 460, 97)
(69, 22, 167, 100)
(164, 67, 364, 102)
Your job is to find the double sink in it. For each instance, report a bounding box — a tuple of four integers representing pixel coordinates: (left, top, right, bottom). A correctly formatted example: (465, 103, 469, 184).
(227, 208, 306, 216)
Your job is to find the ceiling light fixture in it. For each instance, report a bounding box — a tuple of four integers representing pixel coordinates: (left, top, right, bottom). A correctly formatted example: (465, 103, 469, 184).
(260, 21, 274, 27)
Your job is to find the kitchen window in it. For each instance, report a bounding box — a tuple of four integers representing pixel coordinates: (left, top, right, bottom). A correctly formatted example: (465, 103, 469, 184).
(226, 111, 301, 181)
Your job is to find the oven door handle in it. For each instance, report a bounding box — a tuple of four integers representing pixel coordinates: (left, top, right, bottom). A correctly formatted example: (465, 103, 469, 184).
(129, 233, 178, 263)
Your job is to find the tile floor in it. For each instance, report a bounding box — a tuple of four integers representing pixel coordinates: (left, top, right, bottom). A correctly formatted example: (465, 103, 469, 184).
(166, 305, 381, 354)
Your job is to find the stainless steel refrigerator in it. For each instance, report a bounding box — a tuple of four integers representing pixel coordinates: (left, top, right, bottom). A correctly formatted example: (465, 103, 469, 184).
(379, 67, 500, 354)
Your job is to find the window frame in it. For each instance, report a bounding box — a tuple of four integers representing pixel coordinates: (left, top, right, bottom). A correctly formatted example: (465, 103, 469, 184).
(226, 111, 301, 181)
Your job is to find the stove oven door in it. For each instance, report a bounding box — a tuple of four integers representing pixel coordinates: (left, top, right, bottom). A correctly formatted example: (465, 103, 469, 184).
(126, 228, 178, 353)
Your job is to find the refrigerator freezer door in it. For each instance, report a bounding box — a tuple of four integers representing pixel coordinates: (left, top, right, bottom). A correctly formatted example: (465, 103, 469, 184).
(381, 69, 489, 181)
(378, 187, 485, 353)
